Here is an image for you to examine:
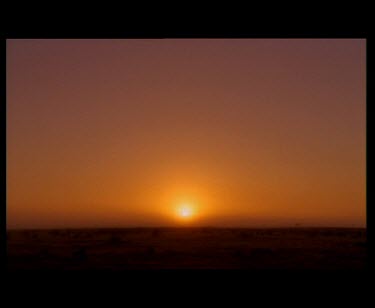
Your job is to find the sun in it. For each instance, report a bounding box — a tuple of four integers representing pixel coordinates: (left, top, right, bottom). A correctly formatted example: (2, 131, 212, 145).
(177, 203, 194, 219)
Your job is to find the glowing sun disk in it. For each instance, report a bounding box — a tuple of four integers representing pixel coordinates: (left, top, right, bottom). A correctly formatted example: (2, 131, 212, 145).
(177, 204, 194, 218)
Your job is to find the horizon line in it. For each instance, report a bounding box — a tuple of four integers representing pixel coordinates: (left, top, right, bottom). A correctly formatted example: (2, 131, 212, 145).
(6, 225, 366, 231)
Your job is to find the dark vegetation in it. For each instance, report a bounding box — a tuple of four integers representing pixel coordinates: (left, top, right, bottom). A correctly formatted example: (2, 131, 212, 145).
(7, 227, 366, 270)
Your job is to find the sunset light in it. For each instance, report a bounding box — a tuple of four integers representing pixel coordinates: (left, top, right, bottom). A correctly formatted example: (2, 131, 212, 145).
(177, 203, 195, 219)
(7, 38, 366, 270)
(7, 39, 365, 229)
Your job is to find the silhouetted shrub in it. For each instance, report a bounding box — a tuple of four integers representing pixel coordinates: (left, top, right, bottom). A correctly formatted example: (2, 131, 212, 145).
(146, 246, 155, 255)
(152, 229, 160, 238)
(250, 248, 275, 257)
(72, 247, 87, 261)
(109, 235, 121, 244)
(39, 248, 49, 257)
(321, 230, 333, 237)
(234, 249, 245, 257)
(240, 231, 255, 239)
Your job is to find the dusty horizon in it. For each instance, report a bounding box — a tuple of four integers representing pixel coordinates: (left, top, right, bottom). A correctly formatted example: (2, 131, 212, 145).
(7, 39, 366, 229)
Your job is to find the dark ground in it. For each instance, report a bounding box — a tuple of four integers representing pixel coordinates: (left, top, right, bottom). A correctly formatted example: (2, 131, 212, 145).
(7, 227, 367, 270)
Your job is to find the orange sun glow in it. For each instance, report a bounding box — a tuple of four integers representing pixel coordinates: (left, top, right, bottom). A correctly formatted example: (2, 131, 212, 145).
(176, 203, 195, 219)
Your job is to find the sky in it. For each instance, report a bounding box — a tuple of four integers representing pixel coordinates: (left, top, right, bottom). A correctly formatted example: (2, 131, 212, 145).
(7, 39, 366, 229)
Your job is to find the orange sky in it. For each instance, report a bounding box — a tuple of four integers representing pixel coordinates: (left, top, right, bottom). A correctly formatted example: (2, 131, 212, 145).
(7, 39, 366, 229)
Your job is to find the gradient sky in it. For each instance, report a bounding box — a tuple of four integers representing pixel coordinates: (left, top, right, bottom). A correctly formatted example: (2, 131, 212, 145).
(7, 39, 366, 229)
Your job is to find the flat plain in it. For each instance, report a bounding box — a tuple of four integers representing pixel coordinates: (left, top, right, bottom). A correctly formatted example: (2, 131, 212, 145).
(7, 227, 367, 270)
